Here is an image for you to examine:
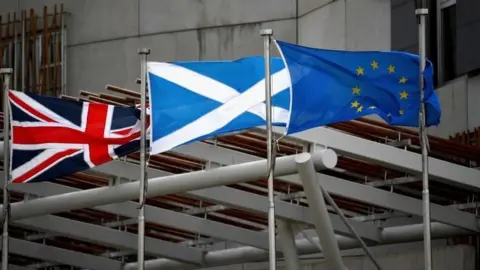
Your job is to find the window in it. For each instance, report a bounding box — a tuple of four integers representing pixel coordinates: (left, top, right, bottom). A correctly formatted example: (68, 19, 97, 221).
(439, 0, 458, 82)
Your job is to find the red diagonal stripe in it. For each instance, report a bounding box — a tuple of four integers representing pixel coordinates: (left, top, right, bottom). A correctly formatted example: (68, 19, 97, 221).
(12, 149, 81, 183)
(9, 92, 57, 123)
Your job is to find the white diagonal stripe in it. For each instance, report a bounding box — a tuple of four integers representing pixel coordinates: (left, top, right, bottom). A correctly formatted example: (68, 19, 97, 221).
(150, 67, 291, 154)
(147, 62, 290, 123)
(10, 91, 78, 128)
(12, 143, 84, 150)
(11, 148, 81, 181)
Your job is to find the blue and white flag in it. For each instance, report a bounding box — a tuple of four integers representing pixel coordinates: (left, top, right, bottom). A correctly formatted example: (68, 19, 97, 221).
(147, 57, 291, 154)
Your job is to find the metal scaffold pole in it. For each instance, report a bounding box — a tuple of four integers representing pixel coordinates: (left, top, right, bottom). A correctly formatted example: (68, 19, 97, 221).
(260, 28, 277, 270)
(415, 0, 431, 269)
(1, 68, 12, 270)
(137, 48, 150, 270)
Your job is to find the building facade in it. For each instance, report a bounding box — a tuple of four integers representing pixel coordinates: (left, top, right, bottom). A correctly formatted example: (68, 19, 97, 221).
(1, 0, 477, 141)
(0, 1, 479, 269)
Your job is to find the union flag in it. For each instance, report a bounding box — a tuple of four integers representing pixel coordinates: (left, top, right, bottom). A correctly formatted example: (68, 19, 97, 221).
(8, 90, 143, 183)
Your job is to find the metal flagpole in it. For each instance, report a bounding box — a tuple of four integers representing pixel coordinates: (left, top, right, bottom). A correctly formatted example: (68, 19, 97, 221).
(415, 1, 431, 270)
(1, 68, 13, 270)
(260, 28, 276, 270)
(137, 48, 150, 270)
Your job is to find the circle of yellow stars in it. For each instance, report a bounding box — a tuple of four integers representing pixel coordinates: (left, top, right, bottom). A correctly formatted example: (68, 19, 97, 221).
(351, 60, 410, 117)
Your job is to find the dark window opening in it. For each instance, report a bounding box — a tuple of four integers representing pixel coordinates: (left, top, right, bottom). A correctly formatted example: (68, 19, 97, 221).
(442, 4, 457, 81)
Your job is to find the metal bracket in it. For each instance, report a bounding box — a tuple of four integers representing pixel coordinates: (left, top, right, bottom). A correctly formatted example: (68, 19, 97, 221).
(415, 8, 429, 15)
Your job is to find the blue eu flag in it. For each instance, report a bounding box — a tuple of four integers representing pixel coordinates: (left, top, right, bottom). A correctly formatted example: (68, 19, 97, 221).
(275, 40, 442, 135)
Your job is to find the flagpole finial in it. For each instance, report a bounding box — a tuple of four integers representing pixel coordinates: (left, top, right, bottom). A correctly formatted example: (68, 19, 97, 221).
(138, 48, 151, 55)
(0, 68, 13, 75)
(260, 29, 273, 36)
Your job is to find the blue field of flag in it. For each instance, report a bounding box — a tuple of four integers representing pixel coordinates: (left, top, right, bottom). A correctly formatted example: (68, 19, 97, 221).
(147, 56, 291, 154)
(147, 41, 441, 154)
(275, 40, 441, 134)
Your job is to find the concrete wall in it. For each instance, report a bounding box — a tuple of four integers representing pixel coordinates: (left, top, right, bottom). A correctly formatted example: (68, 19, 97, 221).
(0, 0, 390, 94)
(298, 0, 391, 51)
(280, 245, 474, 270)
(206, 244, 475, 270)
(428, 74, 480, 138)
(1, 0, 298, 95)
(1, 0, 479, 138)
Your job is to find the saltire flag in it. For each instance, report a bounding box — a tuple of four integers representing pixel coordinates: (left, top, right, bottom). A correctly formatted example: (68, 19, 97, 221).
(147, 56, 291, 154)
(274, 40, 442, 134)
(8, 90, 142, 183)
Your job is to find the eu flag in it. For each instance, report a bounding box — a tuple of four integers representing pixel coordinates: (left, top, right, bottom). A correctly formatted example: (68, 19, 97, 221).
(275, 40, 442, 135)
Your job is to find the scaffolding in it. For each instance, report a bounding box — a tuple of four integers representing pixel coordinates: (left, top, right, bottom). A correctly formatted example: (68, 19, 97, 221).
(0, 79, 478, 268)
(0, 4, 66, 97)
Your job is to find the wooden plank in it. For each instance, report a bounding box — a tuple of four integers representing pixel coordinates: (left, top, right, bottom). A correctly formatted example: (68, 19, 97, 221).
(60, 4, 64, 95)
(13, 12, 17, 77)
(31, 8, 37, 93)
(53, 4, 59, 96)
(40, 6, 47, 95)
(0, 15, 3, 70)
(24, 10, 30, 91)
(45, 6, 51, 96)
(6, 13, 11, 68)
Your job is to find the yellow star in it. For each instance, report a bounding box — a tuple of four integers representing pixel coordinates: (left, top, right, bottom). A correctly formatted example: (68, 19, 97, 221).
(369, 106, 376, 109)
(399, 90, 409, 99)
(356, 66, 364, 76)
(388, 65, 395, 74)
(370, 60, 379, 70)
(357, 105, 364, 113)
(351, 100, 360, 108)
(352, 86, 361, 95)
(399, 109, 404, 115)
(399, 76, 408, 84)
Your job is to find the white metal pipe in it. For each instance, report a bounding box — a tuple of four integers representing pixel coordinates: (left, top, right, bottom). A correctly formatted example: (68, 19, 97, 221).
(260, 27, 276, 270)
(1, 68, 13, 270)
(295, 153, 345, 270)
(5, 149, 337, 220)
(277, 219, 301, 270)
(123, 222, 470, 270)
(319, 181, 382, 270)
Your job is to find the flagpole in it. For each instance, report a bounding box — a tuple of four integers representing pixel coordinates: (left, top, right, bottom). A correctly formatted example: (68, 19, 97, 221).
(137, 48, 150, 270)
(1, 68, 13, 270)
(260, 28, 276, 270)
(415, 1, 431, 270)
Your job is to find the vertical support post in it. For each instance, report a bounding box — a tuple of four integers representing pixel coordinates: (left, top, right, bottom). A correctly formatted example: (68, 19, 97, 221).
(60, 5, 66, 95)
(415, 1, 431, 270)
(277, 219, 301, 270)
(1, 68, 12, 270)
(260, 28, 276, 270)
(295, 152, 345, 270)
(13, 13, 18, 90)
(137, 48, 150, 270)
(21, 11, 25, 92)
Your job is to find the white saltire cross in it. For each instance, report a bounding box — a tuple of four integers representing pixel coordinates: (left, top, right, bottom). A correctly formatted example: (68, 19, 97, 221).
(147, 62, 291, 154)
